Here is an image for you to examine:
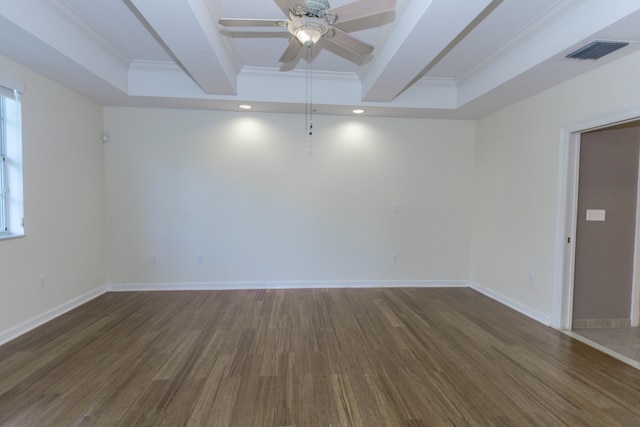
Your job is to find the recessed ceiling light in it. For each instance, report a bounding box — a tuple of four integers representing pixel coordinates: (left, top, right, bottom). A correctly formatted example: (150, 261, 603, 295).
(353, 109, 365, 114)
(238, 104, 252, 110)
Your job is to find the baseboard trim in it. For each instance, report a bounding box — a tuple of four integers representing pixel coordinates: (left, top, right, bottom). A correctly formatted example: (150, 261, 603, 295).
(0, 285, 108, 346)
(107, 280, 469, 292)
(469, 282, 552, 326)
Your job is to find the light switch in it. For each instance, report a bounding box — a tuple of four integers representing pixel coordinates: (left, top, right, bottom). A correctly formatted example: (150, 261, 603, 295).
(586, 209, 606, 222)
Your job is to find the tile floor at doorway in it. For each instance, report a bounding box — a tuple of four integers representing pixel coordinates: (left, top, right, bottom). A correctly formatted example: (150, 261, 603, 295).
(567, 326, 640, 370)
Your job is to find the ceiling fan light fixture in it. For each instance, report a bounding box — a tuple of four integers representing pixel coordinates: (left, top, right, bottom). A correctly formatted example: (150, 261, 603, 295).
(289, 17, 328, 46)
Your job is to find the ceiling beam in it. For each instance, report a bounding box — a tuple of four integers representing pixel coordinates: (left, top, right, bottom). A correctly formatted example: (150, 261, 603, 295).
(0, 0, 129, 93)
(359, 0, 494, 102)
(457, 0, 640, 107)
(126, 0, 238, 95)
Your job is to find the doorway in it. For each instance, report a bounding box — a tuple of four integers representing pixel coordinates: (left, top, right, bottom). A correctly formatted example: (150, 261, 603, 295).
(572, 124, 640, 328)
(557, 116, 640, 366)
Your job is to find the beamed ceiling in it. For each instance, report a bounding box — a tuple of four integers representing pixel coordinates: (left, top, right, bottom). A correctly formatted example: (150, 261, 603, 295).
(1, 0, 639, 118)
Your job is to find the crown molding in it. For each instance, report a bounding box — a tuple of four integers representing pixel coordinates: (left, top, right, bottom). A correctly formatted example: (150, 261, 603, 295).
(40, 0, 131, 68)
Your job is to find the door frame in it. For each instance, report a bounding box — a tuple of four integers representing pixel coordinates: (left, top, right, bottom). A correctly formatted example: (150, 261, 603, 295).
(554, 106, 640, 330)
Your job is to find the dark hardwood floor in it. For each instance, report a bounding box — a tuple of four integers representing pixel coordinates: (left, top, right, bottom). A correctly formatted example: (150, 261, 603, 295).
(1, 288, 640, 426)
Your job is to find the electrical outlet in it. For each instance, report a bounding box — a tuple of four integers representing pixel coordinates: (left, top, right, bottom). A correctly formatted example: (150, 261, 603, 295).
(197, 255, 204, 265)
(528, 273, 535, 285)
(392, 254, 398, 263)
(151, 255, 157, 265)
(39, 274, 46, 288)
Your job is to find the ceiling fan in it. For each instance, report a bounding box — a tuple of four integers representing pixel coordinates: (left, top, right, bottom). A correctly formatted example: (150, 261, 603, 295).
(218, 0, 396, 62)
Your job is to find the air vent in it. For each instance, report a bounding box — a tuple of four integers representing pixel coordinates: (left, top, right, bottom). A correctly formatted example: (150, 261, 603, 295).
(566, 40, 629, 60)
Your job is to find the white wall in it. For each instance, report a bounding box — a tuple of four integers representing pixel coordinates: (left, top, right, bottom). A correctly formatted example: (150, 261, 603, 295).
(104, 108, 475, 286)
(471, 49, 640, 321)
(0, 54, 106, 336)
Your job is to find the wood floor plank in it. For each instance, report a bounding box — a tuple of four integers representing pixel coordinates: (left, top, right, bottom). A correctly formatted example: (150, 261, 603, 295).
(187, 374, 240, 427)
(2, 288, 640, 426)
(228, 353, 263, 426)
(331, 374, 364, 427)
(291, 373, 318, 426)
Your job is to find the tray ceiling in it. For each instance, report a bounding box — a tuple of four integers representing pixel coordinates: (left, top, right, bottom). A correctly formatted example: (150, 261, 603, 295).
(1, 0, 639, 118)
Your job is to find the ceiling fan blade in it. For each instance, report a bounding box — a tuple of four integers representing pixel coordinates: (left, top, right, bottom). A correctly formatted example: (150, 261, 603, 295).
(327, 0, 396, 25)
(218, 18, 287, 27)
(273, 0, 307, 16)
(325, 28, 374, 56)
(279, 37, 303, 62)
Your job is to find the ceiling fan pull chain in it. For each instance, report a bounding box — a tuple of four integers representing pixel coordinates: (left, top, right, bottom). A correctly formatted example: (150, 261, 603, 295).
(309, 46, 313, 136)
(306, 44, 314, 154)
(306, 44, 314, 136)
(305, 46, 309, 133)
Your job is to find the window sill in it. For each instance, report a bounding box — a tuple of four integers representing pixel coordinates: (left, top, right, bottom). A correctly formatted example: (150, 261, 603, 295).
(0, 232, 25, 241)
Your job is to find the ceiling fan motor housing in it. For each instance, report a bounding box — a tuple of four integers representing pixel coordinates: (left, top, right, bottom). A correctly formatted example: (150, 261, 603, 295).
(301, 0, 331, 18)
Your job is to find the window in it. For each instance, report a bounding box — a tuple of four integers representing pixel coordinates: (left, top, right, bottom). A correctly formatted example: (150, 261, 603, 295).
(0, 83, 24, 239)
(0, 96, 4, 233)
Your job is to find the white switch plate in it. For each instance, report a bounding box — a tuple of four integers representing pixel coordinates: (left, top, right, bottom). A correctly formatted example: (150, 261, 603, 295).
(586, 209, 606, 221)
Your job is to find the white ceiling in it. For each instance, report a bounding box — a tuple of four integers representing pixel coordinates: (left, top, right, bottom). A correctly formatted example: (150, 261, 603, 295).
(1, 0, 639, 119)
